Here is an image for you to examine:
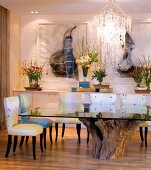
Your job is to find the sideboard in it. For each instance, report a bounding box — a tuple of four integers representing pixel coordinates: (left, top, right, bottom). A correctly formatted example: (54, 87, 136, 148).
(13, 89, 151, 108)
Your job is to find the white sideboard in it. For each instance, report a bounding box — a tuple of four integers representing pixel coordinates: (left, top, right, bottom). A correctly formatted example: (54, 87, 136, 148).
(13, 89, 151, 108)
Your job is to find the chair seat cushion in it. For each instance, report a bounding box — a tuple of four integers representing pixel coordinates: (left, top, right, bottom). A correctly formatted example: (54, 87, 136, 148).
(25, 118, 52, 128)
(61, 118, 82, 124)
(139, 122, 148, 127)
(8, 124, 43, 136)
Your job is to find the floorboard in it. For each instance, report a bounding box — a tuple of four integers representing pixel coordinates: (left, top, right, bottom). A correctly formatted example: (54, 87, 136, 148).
(0, 127, 151, 170)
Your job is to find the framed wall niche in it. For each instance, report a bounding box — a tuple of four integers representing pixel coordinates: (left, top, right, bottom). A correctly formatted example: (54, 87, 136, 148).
(37, 22, 87, 81)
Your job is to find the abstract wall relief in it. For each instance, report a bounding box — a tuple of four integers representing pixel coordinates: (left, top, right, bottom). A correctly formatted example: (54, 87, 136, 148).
(37, 23, 87, 79)
(117, 32, 135, 76)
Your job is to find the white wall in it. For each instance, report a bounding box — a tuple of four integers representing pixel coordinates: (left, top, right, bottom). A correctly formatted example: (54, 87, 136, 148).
(19, 15, 151, 92)
(20, 14, 98, 89)
(21, 15, 96, 61)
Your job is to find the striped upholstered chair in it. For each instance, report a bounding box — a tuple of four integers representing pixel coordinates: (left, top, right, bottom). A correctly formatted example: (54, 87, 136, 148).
(55, 92, 89, 144)
(4, 96, 43, 160)
(18, 94, 53, 149)
(120, 94, 149, 147)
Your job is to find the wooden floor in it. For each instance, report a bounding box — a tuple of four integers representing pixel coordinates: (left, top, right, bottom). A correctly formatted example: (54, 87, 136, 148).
(0, 127, 151, 170)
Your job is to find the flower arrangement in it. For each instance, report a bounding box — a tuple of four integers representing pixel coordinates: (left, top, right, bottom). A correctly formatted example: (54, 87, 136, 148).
(92, 68, 107, 83)
(22, 61, 44, 87)
(76, 51, 98, 67)
(76, 51, 99, 77)
(128, 56, 151, 89)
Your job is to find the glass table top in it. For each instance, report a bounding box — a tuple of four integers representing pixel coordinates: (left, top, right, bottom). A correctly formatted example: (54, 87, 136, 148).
(19, 103, 151, 121)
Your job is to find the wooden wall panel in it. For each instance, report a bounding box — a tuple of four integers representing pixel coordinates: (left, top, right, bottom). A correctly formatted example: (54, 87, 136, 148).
(0, 6, 10, 130)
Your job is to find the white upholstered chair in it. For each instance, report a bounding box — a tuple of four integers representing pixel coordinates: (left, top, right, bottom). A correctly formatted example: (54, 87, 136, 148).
(4, 96, 43, 160)
(55, 92, 89, 143)
(90, 93, 117, 104)
(89, 93, 117, 119)
(120, 94, 148, 147)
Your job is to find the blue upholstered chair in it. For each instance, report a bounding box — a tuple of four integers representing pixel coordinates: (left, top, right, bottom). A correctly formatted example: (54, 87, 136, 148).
(18, 94, 53, 149)
(4, 96, 43, 160)
(55, 93, 89, 144)
(120, 94, 148, 147)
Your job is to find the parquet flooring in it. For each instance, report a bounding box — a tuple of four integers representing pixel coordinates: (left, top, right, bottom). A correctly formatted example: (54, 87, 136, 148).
(0, 127, 151, 170)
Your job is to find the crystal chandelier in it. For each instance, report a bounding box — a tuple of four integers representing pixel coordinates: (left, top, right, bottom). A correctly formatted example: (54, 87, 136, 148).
(94, 0, 131, 76)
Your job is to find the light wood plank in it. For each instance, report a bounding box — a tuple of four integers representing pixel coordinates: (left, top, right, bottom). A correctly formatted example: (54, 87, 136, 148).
(0, 128, 151, 169)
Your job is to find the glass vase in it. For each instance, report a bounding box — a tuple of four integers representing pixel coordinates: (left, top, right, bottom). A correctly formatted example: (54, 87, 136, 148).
(146, 82, 150, 90)
(82, 66, 89, 81)
(29, 77, 33, 87)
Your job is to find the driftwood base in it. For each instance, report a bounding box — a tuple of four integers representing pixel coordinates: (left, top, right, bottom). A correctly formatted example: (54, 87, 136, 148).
(80, 118, 140, 159)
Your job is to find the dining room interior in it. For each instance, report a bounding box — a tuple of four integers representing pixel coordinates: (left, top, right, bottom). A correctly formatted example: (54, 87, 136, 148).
(0, 0, 151, 169)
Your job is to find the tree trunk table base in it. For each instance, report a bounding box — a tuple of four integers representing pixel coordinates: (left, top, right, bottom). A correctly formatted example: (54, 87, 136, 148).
(80, 118, 140, 159)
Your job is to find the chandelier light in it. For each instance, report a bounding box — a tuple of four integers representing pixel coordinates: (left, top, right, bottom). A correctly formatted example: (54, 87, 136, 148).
(94, 0, 131, 76)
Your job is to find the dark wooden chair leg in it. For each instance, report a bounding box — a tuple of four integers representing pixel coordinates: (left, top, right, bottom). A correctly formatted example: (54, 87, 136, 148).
(40, 133, 43, 153)
(145, 127, 148, 148)
(32, 136, 36, 160)
(76, 124, 81, 144)
(49, 126, 52, 144)
(20, 136, 25, 147)
(13, 136, 18, 153)
(5, 135, 12, 158)
(43, 128, 47, 149)
(55, 123, 58, 142)
(26, 136, 29, 144)
(62, 123, 65, 137)
(87, 129, 90, 144)
(139, 127, 144, 142)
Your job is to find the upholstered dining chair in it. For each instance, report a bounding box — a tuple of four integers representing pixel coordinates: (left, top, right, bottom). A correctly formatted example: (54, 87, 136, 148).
(55, 92, 89, 144)
(4, 96, 43, 160)
(18, 94, 53, 149)
(89, 93, 117, 104)
(120, 94, 148, 147)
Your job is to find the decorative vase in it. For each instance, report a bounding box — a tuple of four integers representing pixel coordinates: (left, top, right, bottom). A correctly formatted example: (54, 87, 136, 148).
(28, 78, 40, 89)
(29, 77, 33, 87)
(82, 66, 89, 81)
(146, 82, 150, 90)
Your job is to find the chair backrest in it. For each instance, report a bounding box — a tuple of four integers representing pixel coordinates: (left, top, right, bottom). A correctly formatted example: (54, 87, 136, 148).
(18, 94, 32, 123)
(4, 96, 20, 130)
(59, 93, 83, 104)
(90, 93, 117, 104)
(119, 94, 148, 115)
(18, 94, 32, 113)
(120, 94, 148, 105)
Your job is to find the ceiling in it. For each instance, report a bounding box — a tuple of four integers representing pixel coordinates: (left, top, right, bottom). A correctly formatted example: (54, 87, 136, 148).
(0, 0, 151, 20)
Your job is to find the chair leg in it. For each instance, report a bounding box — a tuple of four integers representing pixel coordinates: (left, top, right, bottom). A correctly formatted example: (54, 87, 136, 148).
(62, 123, 65, 137)
(40, 133, 43, 153)
(55, 123, 58, 142)
(5, 135, 12, 158)
(43, 128, 47, 149)
(87, 128, 90, 144)
(139, 127, 144, 142)
(32, 136, 36, 160)
(145, 127, 148, 148)
(49, 126, 52, 144)
(26, 136, 29, 144)
(13, 136, 18, 153)
(76, 124, 81, 144)
(20, 136, 25, 147)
